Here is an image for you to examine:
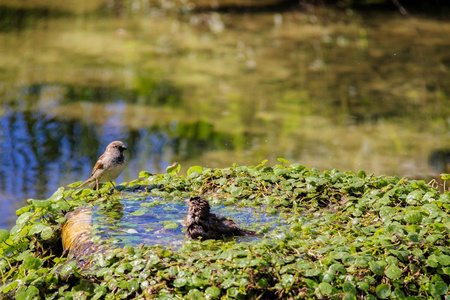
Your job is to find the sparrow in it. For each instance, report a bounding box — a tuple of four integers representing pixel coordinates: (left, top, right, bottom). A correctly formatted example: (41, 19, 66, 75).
(182, 196, 258, 240)
(79, 141, 127, 190)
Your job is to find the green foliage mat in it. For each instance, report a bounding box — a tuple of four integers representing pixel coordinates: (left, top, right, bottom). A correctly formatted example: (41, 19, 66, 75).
(1, 161, 450, 299)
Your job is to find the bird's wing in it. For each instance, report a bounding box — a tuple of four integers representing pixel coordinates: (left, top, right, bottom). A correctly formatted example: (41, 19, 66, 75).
(90, 154, 105, 176)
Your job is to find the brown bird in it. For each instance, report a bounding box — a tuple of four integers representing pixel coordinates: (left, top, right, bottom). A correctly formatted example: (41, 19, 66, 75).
(182, 196, 258, 240)
(79, 141, 127, 190)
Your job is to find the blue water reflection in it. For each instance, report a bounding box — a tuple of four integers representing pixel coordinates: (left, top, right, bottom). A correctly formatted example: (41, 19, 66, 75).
(91, 195, 279, 248)
(0, 83, 238, 230)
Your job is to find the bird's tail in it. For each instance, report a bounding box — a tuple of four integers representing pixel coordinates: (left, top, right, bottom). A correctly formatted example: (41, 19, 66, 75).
(237, 228, 259, 236)
(78, 178, 96, 189)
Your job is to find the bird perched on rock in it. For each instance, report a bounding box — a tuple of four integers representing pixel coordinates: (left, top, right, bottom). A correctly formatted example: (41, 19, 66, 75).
(183, 196, 258, 240)
(79, 141, 127, 190)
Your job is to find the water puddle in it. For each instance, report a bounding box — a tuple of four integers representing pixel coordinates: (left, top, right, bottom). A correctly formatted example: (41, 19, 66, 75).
(90, 195, 282, 248)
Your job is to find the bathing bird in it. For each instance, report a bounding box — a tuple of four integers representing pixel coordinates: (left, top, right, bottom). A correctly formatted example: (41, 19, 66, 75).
(183, 196, 258, 240)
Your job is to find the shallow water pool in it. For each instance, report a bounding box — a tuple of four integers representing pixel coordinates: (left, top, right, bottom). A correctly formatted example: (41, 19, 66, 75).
(90, 195, 282, 248)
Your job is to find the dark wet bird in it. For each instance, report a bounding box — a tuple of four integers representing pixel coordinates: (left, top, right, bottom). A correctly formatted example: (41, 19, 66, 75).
(79, 141, 127, 190)
(182, 196, 258, 240)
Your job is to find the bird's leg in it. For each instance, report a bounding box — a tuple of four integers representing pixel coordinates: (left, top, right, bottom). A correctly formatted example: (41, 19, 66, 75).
(110, 181, 116, 189)
(96, 179, 99, 191)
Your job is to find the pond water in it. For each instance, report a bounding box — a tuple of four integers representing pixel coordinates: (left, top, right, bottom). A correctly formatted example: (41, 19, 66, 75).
(0, 2, 449, 229)
(91, 195, 280, 248)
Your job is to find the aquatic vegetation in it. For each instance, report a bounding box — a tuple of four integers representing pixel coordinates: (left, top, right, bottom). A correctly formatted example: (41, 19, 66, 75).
(1, 161, 450, 299)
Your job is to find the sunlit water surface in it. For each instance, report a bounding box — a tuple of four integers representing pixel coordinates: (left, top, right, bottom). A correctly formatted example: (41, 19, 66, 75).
(91, 195, 281, 248)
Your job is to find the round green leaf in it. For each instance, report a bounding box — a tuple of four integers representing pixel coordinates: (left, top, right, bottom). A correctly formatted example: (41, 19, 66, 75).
(406, 191, 423, 205)
(129, 278, 139, 292)
(187, 166, 204, 176)
(343, 281, 356, 295)
(15, 285, 39, 300)
(16, 212, 32, 225)
(0, 229, 10, 243)
(403, 211, 422, 224)
(369, 261, 385, 276)
(31, 199, 52, 207)
(227, 287, 239, 298)
(426, 255, 439, 268)
(162, 221, 179, 229)
(130, 209, 146, 216)
(385, 264, 402, 279)
(318, 282, 333, 295)
(257, 278, 268, 288)
(375, 284, 391, 299)
(277, 158, 290, 164)
(24, 254, 41, 270)
(437, 255, 450, 266)
(440, 174, 450, 180)
(188, 289, 204, 299)
(281, 274, 294, 287)
(392, 288, 405, 299)
(434, 281, 448, 295)
(174, 278, 187, 288)
(407, 233, 420, 243)
(60, 261, 78, 277)
(357, 282, 369, 292)
(40, 225, 53, 240)
(322, 272, 335, 283)
(205, 286, 221, 299)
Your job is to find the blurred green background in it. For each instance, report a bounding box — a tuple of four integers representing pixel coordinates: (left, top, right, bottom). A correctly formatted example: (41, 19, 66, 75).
(0, 0, 449, 229)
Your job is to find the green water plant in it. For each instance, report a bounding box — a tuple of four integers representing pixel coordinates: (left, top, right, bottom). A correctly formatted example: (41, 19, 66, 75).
(1, 161, 450, 299)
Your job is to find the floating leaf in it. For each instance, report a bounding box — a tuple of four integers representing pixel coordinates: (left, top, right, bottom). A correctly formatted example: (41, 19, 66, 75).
(159, 221, 179, 229)
(129, 209, 147, 216)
